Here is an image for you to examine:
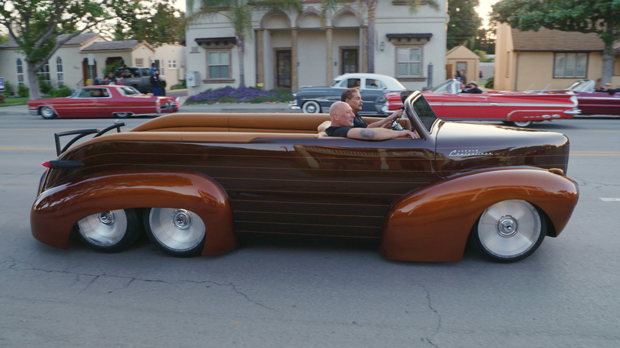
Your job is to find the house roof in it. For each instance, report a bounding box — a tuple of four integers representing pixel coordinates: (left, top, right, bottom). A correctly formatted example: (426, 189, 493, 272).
(446, 45, 480, 59)
(0, 32, 100, 49)
(81, 40, 148, 52)
(512, 28, 604, 52)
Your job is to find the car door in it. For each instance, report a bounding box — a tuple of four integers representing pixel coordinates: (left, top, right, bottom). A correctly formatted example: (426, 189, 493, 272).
(576, 91, 620, 115)
(425, 81, 489, 121)
(56, 88, 98, 118)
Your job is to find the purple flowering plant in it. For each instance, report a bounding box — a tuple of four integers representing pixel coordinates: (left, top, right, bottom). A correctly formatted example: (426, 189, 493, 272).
(186, 86, 293, 104)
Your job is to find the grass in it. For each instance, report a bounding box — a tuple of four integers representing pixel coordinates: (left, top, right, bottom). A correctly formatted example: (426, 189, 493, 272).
(0, 97, 29, 107)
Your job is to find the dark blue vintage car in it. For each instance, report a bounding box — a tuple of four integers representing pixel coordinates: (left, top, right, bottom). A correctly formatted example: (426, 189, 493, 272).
(290, 73, 406, 115)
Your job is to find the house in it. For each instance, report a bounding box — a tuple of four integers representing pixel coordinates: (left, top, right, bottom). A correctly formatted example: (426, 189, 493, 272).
(445, 45, 480, 83)
(184, 1, 448, 94)
(494, 23, 620, 91)
(0, 34, 186, 93)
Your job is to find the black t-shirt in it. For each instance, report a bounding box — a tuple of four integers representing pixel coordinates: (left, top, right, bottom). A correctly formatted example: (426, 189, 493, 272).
(353, 114, 368, 128)
(325, 126, 353, 137)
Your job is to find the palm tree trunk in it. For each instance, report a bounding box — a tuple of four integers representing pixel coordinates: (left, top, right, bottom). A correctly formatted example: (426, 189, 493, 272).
(366, 3, 376, 73)
(236, 34, 246, 87)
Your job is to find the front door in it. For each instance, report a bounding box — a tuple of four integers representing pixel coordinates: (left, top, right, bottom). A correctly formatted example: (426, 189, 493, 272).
(342, 49, 358, 74)
(276, 50, 291, 89)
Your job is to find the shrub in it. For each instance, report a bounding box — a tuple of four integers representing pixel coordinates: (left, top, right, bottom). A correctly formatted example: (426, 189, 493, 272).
(186, 86, 294, 104)
(104, 60, 125, 77)
(49, 86, 73, 98)
(2, 80, 13, 97)
(0, 92, 5, 104)
(17, 84, 29, 98)
(484, 76, 494, 89)
(171, 79, 187, 90)
(38, 75, 53, 95)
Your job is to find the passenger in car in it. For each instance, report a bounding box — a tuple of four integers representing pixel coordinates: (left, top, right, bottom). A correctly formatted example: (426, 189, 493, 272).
(325, 102, 419, 140)
(462, 81, 483, 94)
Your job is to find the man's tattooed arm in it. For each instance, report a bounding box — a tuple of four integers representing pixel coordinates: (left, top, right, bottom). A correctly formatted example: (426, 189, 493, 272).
(359, 129, 376, 139)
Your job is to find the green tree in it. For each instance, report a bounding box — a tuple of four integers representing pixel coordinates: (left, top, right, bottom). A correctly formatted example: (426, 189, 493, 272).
(447, 0, 482, 49)
(321, 0, 439, 73)
(472, 25, 496, 55)
(187, 0, 303, 87)
(0, 33, 7, 45)
(0, 0, 139, 100)
(115, 1, 185, 47)
(492, 0, 620, 84)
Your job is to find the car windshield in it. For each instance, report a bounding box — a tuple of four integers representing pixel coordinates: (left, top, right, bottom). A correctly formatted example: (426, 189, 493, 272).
(408, 95, 438, 133)
(566, 80, 595, 92)
(118, 86, 143, 95)
(431, 79, 458, 94)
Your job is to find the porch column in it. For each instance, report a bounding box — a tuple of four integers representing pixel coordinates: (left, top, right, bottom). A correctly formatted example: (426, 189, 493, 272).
(256, 29, 265, 89)
(326, 27, 333, 85)
(360, 26, 368, 73)
(292, 28, 298, 92)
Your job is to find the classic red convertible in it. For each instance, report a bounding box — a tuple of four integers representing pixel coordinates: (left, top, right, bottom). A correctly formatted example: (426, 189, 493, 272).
(31, 92, 579, 263)
(28, 85, 180, 119)
(527, 79, 620, 116)
(380, 79, 581, 127)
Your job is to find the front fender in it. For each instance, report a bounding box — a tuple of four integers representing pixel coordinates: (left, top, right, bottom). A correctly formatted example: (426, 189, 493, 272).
(31, 170, 237, 255)
(380, 168, 578, 262)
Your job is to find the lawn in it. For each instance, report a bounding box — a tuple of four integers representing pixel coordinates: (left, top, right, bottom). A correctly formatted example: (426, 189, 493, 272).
(0, 97, 29, 107)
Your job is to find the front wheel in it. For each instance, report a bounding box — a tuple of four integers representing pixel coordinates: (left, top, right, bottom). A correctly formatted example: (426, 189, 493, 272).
(114, 112, 132, 118)
(76, 209, 141, 253)
(472, 200, 546, 263)
(145, 208, 206, 257)
(302, 101, 321, 113)
(509, 121, 532, 128)
(40, 106, 57, 119)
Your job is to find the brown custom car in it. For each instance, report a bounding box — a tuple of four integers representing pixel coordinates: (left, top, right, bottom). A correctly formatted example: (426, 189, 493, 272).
(31, 92, 579, 262)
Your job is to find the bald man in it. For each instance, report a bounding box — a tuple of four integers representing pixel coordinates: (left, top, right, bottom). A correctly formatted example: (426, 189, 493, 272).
(325, 102, 419, 140)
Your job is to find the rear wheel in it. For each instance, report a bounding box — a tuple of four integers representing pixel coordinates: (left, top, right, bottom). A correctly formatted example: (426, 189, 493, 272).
(509, 121, 532, 128)
(472, 200, 546, 263)
(302, 101, 321, 113)
(145, 208, 206, 257)
(40, 106, 57, 119)
(77, 209, 141, 252)
(114, 112, 132, 118)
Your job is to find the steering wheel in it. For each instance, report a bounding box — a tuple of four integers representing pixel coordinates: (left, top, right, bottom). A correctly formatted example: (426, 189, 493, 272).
(391, 110, 405, 131)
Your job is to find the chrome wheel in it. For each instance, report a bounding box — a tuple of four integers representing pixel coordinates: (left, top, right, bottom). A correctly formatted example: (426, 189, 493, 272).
(510, 121, 532, 128)
(473, 200, 546, 262)
(77, 209, 140, 252)
(115, 112, 132, 118)
(40, 106, 57, 119)
(146, 208, 206, 257)
(302, 101, 321, 113)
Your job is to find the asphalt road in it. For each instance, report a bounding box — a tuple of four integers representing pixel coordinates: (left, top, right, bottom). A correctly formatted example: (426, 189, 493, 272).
(1, 112, 619, 347)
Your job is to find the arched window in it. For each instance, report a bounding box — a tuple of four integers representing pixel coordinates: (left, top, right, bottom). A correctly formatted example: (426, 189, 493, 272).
(37, 61, 51, 86)
(56, 57, 64, 87)
(16, 58, 24, 85)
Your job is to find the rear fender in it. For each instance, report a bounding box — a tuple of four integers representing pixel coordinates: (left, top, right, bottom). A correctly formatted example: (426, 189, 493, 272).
(31, 170, 237, 255)
(380, 168, 578, 262)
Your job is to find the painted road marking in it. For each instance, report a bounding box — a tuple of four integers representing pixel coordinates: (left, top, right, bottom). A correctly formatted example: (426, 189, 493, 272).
(601, 198, 620, 202)
(572, 152, 620, 156)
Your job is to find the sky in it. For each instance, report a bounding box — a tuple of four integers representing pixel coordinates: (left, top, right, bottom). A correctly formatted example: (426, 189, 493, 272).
(476, 0, 501, 27)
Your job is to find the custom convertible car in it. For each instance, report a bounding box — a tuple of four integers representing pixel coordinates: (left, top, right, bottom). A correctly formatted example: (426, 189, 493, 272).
(380, 79, 581, 127)
(31, 92, 579, 262)
(290, 73, 406, 115)
(527, 79, 620, 116)
(28, 85, 179, 119)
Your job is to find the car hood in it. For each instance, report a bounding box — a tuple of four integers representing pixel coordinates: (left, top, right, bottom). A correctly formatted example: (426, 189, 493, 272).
(433, 121, 570, 177)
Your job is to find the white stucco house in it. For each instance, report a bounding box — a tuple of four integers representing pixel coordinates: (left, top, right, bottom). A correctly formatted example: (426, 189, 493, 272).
(184, 0, 448, 94)
(0, 33, 186, 94)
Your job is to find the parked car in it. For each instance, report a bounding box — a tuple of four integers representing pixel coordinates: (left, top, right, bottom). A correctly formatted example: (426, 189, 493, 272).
(114, 67, 164, 94)
(290, 73, 406, 115)
(31, 92, 579, 263)
(28, 85, 179, 119)
(379, 79, 581, 127)
(526, 79, 620, 116)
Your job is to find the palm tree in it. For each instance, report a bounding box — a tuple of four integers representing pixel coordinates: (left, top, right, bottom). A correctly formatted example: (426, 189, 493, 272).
(186, 0, 302, 87)
(321, 0, 438, 73)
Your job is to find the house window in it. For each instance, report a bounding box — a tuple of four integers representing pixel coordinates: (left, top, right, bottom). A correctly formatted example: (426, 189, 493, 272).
(16, 58, 24, 84)
(554, 53, 587, 78)
(37, 61, 51, 85)
(135, 58, 144, 67)
(168, 60, 177, 69)
(208, 50, 230, 79)
(56, 57, 64, 87)
(396, 47, 422, 77)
